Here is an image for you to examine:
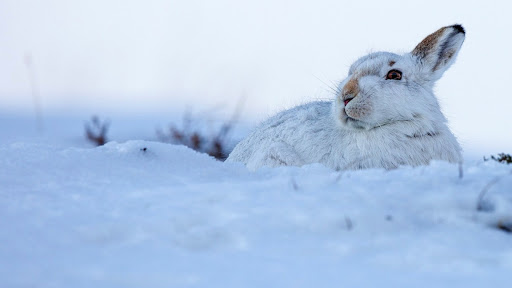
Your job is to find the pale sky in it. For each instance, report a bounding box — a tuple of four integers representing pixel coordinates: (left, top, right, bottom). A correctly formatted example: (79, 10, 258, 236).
(0, 0, 511, 153)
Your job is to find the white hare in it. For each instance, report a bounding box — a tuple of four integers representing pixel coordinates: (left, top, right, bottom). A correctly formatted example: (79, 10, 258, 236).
(227, 25, 465, 171)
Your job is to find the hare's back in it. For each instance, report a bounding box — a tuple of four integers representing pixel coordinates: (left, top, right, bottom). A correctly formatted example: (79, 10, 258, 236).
(227, 101, 336, 166)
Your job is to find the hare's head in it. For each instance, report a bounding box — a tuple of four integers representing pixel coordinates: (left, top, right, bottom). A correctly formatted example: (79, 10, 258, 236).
(335, 25, 465, 130)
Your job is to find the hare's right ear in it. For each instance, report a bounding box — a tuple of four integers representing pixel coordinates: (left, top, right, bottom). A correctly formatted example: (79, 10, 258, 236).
(411, 25, 465, 81)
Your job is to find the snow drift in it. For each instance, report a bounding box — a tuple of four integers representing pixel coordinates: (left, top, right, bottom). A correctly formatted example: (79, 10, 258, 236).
(0, 141, 511, 287)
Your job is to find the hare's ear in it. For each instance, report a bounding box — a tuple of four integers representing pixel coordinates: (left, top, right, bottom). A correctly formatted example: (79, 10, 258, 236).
(411, 25, 465, 81)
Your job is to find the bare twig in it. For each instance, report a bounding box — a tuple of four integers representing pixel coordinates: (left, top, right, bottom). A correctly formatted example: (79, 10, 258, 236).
(497, 220, 512, 233)
(476, 170, 512, 212)
(85, 116, 109, 146)
(157, 96, 246, 161)
(290, 178, 299, 191)
(344, 216, 353, 231)
(24, 53, 43, 133)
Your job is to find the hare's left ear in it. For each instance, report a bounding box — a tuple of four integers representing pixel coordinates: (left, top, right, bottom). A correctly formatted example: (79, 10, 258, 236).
(412, 24, 465, 81)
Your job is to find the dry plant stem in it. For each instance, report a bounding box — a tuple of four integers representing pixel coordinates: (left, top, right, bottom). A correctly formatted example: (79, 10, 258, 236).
(85, 116, 109, 146)
(25, 53, 43, 133)
(476, 170, 512, 211)
(158, 96, 246, 161)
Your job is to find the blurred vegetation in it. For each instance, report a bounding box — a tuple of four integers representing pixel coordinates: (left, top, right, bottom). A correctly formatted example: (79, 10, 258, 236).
(84, 99, 244, 161)
(156, 112, 235, 161)
(85, 116, 109, 146)
(484, 153, 512, 164)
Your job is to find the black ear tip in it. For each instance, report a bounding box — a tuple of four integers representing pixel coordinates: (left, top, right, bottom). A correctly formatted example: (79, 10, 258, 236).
(451, 24, 465, 34)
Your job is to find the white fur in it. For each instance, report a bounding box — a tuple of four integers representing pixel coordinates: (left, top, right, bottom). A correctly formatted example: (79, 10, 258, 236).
(227, 25, 465, 171)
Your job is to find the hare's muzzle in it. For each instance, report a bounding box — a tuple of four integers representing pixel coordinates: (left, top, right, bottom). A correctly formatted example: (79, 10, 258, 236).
(342, 76, 359, 106)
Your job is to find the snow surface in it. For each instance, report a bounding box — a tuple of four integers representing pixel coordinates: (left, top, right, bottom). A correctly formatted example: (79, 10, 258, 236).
(1, 140, 511, 287)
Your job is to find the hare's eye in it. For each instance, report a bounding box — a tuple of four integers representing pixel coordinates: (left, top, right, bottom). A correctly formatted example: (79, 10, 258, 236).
(386, 69, 402, 80)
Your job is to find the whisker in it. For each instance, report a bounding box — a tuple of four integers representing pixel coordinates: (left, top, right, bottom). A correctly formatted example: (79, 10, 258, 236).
(329, 79, 342, 93)
(313, 74, 340, 96)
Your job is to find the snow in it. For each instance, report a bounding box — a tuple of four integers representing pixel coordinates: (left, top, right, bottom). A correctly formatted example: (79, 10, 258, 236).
(1, 139, 511, 287)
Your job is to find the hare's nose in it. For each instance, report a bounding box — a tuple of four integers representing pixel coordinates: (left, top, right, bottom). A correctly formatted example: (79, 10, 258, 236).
(342, 77, 360, 100)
